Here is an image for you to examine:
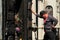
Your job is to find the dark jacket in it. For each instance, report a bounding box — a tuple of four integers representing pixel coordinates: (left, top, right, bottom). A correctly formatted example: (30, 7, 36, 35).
(36, 14, 58, 32)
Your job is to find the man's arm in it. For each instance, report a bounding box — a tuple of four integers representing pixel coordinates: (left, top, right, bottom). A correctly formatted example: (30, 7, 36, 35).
(28, 3, 40, 17)
(30, 7, 36, 15)
(28, 3, 36, 15)
(31, 8, 41, 17)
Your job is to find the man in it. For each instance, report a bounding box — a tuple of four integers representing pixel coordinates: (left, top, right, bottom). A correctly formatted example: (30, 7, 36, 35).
(29, 4, 58, 40)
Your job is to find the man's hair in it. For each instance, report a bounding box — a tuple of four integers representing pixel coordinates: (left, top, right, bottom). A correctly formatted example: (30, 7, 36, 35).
(40, 10, 47, 18)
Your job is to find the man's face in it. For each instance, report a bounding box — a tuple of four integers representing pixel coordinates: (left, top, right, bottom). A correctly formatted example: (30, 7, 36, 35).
(42, 13, 48, 18)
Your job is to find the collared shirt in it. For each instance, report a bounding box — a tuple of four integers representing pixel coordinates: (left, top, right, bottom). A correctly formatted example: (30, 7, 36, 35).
(36, 14, 58, 32)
